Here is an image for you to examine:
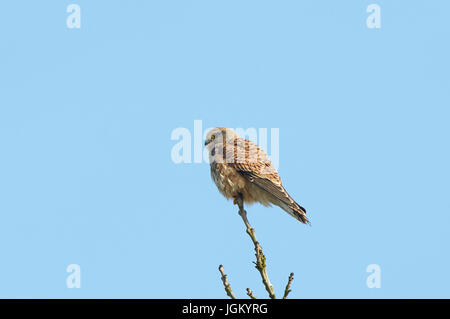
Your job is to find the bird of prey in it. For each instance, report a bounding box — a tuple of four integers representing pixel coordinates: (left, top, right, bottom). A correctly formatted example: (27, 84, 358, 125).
(204, 127, 309, 224)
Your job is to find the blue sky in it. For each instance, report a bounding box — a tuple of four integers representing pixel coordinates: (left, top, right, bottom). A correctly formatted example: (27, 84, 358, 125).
(0, 1, 449, 298)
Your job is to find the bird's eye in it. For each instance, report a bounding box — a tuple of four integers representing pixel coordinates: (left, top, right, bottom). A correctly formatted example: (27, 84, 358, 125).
(211, 135, 215, 140)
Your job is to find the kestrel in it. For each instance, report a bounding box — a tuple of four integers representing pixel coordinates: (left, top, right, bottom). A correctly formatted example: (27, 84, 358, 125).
(205, 127, 309, 224)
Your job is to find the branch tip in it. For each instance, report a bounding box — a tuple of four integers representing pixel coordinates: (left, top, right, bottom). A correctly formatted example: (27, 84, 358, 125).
(218, 264, 237, 299)
(246, 288, 257, 299)
(283, 272, 295, 299)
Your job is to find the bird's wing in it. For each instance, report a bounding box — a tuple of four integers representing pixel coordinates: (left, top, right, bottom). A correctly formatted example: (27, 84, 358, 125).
(239, 169, 296, 206)
(225, 137, 296, 206)
(223, 136, 308, 224)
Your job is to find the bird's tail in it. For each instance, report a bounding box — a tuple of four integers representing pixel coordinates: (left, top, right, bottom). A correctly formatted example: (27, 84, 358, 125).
(288, 202, 310, 225)
(277, 196, 310, 224)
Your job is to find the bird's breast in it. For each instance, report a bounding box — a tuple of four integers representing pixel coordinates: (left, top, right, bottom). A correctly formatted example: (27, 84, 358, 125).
(210, 162, 247, 200)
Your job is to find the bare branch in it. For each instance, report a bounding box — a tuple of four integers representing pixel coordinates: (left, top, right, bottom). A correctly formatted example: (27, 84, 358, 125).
(283, 272, 294, 299)
(236, 196, 276, 299)
(217, 195, 296, 299)
(218, 265, 237, 299)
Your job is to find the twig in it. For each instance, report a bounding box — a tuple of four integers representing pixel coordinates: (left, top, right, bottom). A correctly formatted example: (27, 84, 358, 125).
(246, 288, 257, 299)
(283, 272, 294, 299)
(236, 195, 276, 299)
(218, 265, 237, 299)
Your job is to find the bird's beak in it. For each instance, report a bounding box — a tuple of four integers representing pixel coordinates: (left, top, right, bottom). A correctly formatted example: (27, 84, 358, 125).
(204, 139, 210, 146)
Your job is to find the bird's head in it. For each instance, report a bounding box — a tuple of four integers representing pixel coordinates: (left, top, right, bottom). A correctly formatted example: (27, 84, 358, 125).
(204, 127, 237, 149)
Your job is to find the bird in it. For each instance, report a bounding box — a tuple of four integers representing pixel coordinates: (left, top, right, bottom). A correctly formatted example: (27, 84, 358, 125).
(204, 127, 309, 224)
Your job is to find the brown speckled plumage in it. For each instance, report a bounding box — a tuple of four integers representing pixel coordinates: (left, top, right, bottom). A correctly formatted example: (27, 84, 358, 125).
(205, 127, 308, 224)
